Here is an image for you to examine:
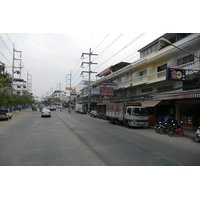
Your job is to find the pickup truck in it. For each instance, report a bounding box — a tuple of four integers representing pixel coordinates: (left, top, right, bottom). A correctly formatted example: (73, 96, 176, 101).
(0, 109, 13, 121)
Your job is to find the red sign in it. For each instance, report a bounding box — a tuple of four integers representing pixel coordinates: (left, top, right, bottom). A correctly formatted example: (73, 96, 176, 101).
(100, 87, 114, 96)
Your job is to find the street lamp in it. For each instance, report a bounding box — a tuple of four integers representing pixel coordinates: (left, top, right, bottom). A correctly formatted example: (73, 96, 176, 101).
(159, 37, 200, 59)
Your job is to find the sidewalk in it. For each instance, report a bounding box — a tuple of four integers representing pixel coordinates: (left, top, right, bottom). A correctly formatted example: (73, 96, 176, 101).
(150, 126, 196, 140)
(182, 127, 197, 139)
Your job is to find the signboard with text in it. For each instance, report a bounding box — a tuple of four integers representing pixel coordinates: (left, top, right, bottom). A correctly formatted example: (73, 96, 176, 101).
(91, 89, 100, 95)
(100, 87, 114, 96)
(101, 82, 116, 86)
(166, 68, 186, 81)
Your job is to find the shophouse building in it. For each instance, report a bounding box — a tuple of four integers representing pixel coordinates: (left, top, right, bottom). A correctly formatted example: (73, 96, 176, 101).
(77, 33, 200, 128)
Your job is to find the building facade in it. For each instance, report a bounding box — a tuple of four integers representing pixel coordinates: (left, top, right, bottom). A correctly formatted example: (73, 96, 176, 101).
(77, 33, 200, 128)
(12, 78, 27, 95)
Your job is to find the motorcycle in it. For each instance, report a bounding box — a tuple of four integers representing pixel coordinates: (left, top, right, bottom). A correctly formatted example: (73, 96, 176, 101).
(167, 120, 184, 137)
(195, 127, 200, 142)
(154, 120, 171, 134)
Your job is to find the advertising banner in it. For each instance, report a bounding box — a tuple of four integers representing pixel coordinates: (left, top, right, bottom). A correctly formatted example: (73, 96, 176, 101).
(101, 82, 116, 86)
(91, 88, 100, 95)
(166, 68, 186, 81)
(100, 87, 114, 96)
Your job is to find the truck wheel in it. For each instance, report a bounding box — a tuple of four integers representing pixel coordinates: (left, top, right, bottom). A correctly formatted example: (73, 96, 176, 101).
(125, 120, 130, 128)
(109, 118, 115, 124)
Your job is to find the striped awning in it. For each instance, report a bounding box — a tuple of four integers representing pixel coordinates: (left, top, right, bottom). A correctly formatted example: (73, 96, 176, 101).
(142, 100, 161, 107)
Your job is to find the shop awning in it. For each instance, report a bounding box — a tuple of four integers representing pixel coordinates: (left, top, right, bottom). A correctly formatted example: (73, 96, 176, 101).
(142, 100, 161, 107)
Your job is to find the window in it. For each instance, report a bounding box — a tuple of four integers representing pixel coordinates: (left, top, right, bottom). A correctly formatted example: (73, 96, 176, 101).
(177, 54, 194, 65)
(157, 63, 167, 72)
(127, 108, 131, 115)
(17, 86, 21, 88)
(132, 108, 148, 116)
(140, 69, 147, 76)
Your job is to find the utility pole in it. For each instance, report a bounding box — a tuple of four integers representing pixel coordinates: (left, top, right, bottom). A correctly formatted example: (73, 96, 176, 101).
(81, 48, 98, 112)
(66, 73, 72, 102)
(27, 72, 32, 93)
(12, 44, 22, 94)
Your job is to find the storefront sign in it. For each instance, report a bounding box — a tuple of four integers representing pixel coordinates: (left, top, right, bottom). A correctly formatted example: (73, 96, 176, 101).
(66, 87, 73, 90)
(0, 77, 6, 82)
(166, 68, 186, 81)
(100, 87, 114, 96)
(101, 82, 116, 86)
(91, 89, 100, 95)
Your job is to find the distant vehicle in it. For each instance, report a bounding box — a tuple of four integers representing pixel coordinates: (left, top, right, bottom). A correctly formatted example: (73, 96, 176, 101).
(75, 108, 80, 113)
(78, 108, 87, 114)
(57, 105, 63, 109)
(41, 108, 51, 117)
(46, 106, 56, 111)
(90, 110, 100, 118)
(15, 105, 22, 111)
(0, 109, 12, 121)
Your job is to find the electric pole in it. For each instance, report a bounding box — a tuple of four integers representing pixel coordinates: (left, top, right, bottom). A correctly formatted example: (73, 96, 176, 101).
(81, 48, 98, 112)
(12, 44, 22, 94)
(66, 73, 72, 102)
(27, 72, 32, 93)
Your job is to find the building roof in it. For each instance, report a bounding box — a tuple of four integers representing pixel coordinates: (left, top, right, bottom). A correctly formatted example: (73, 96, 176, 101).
(138, 33, 168, 52)
(97, 62, 131, 77)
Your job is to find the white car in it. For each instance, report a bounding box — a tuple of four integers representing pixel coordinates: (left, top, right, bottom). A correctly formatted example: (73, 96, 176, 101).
(41, 108, 51, 117)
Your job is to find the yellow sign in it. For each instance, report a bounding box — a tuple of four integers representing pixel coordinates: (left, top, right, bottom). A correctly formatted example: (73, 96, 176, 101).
(66, 87, 73, 90)
(0, 77, 6, 82)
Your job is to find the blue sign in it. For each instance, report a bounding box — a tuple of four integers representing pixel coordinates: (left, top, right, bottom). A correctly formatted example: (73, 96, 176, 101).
(166, 68, 186, 81)
(101, 82, 116, 86)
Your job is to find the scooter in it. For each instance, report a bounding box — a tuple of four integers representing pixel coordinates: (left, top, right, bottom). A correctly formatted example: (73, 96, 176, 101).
(154, 120, 171, 134)
(195, 127, 200, 142)
(167, 120, 184, 137)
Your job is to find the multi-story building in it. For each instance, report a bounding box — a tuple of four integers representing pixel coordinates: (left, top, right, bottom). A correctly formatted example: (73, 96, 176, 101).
(12, 78, 27, 95)
(51, 90, 66, 102)
(77, 33, 200, 128)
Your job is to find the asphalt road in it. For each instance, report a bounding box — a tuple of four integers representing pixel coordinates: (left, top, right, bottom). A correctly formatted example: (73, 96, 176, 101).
(0, 109, 199, 166)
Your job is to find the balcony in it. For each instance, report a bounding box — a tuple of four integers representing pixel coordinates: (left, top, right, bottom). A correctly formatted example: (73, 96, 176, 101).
(132, 70, 166, 86)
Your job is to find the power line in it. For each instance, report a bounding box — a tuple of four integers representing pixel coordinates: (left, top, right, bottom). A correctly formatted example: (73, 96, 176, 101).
(92, 33, 124, 62)
(93, 33, 145, 71)
(71, 34, 123, 87)
(0, 50, 12, 65)
(5, 33, 13, 46)
(92, 33, 110, 52)
(0, 36, 12, 56)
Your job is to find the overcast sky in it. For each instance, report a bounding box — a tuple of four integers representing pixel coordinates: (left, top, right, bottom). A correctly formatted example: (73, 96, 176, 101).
(1, 33, 165, 98)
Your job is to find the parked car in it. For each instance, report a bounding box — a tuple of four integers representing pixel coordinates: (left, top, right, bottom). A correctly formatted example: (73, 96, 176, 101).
(0, 109, 12, 121)
(75, 108, 80, 113)
(78, 109, 87, 114)
(41, 108, 51, 117)
(90, 110, 100, 118)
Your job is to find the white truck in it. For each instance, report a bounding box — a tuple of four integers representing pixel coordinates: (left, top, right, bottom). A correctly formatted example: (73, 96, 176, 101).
(0, 109, 13, 121)
(106, 102, 149, 128)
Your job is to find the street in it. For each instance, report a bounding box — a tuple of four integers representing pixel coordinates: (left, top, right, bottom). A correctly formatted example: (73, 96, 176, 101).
(0, 109, 199, 166)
